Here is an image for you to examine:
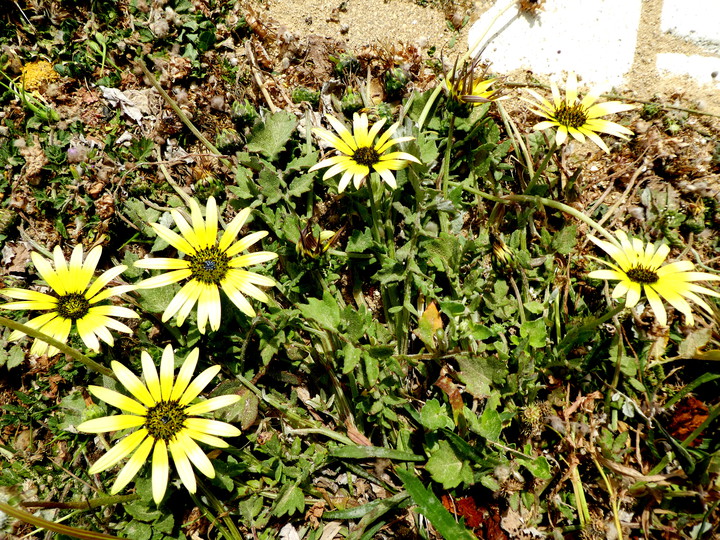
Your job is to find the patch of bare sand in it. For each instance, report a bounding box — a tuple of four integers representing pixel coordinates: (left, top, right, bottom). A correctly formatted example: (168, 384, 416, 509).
(250, 0, 468, 52)
(252, 0, 720, 116)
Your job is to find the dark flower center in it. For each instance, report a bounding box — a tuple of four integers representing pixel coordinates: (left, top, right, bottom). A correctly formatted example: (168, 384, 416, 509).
(56, 293, 91, 320)
(626, 266, 659, 284)
(188, 247, 229, 284)
(554, 102, 589, 130)
(145, 400, 187, 441)
(353, 146, 380, 166)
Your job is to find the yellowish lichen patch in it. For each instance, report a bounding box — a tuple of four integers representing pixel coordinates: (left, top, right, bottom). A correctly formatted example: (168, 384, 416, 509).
(20, 60, 59, 92)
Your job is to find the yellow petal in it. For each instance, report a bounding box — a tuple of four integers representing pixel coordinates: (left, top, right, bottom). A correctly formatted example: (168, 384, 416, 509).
(151, 439, 169, 504)
(88, 429, 148, 474)
(88, 385, 147, 415)
(184, 395, 241, 416)
(141, 350, 162, 402)
(185, 417, 241, 439)
(160, 344, 176, 401)
(223, 231, 269, 258)
(77, 414, 145, 433)
(111, 435, 154, 494)
(170, 348, 200, 402)
(169, 436, 196, 493)
(179, 365, 221, 405)
(218, 208, 251, 253)
(643, 286, 667, 327)
(178, 433, 215, 478)
(112, 361, 155, 407)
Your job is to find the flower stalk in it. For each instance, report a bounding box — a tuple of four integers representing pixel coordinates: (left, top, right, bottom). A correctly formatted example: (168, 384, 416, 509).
(0, 316, 114, 378)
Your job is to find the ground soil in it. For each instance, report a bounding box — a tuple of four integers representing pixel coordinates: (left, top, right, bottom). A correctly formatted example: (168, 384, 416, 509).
(251, 0, 720, 115)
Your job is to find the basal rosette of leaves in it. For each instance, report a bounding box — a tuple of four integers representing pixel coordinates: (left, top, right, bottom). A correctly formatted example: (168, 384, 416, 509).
(1, 6, 718, 539)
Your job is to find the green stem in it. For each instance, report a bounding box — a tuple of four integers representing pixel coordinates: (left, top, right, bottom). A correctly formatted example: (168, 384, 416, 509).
(569, 465, 591, 527)
(21, 494, 138, 510)
(497, 101, 533, 180)
(193, 482, 242, 540)
(559, 301, 626, 351)
(0, 501, 123, 540)
(367, 175, 385, 244)
(232, 371, 353, 445)
(136, 57, 222, 157)
(525, 140, 557, 193)
(0, 316, 114, 379)
(592, 456, 623, 540)
(416, 84, 444, 131)
(441, 114, 456, 198)
(285, 428, 355, 445)
(396, 221, 420, 355)
(449, 185, 620, 247)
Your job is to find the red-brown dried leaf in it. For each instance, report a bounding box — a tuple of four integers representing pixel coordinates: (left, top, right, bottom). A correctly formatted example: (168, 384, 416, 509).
(667, 396, 708, 447)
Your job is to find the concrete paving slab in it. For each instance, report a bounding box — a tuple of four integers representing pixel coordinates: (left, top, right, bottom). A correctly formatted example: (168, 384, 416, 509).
(468, 0, 643, 89)
(661, 0, 720, 53)
(656, 53, 720, 87)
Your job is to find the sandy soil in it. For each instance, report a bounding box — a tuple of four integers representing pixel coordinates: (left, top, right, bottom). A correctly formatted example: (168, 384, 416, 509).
(250, 0, 720, 114)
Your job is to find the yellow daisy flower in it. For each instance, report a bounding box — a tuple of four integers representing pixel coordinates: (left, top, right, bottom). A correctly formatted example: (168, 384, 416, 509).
(134, 197, 277, 333)
(445, 59, 503, 106)
(77, 345, 241, 504)
(1, 245, 137, 356)
(309, 112, 421, 192)
(522, 72, 636, 153)
(587, 231, 720, 326)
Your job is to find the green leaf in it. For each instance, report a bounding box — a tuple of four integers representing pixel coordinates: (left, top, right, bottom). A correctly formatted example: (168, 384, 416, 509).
(287, 173, 314, 198)
(196, 29, 215, 52)
(346, 228, 374, 252)
(272, 484, 305, 517)
(324, 492, 409, 520)
(419, 399, 454, 430)
(230, 166, 257, 199)
(123, 198, 161, 239)
(552, 224, 577, 255)
(246, 110, 297, 161)
(426, 440, 473, 489)
(523, 301, 544, 315)
(287, 151, 318, 172)
(151, 513, 174, 535)
(414, 131, 440, 165)
(363, 350, 380, 387)
(457, 355, 507, 399)
(443, 430, 497, 468)
(520, 318, 547, 348)
(58, 391, 88, 429)
(678, 327, 713, 358)
(519, 455, 552, 479)
(342, 304, 371, 342)
(211, 381, 259, 431)
(342, 343, 361, 374)
(136, 284, 179, 314)
(330, 446, 423, 461)
(122, 521, 152, 540)
(6, 344, 24, 369)
(257, 169, 282, 204)
(297, 290, 341, 331)
(395, 468, 475, 540)
(120, 251, 144, 279)
(422, 233, 460, 276)
(125, 499, 163, 522)
(478, 407, 502, 441)
(439, 300, 466, 317)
